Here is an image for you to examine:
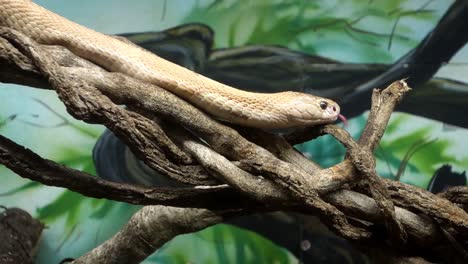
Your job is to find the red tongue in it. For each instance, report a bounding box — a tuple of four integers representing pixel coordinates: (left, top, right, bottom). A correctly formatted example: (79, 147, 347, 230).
(338, 114, 348, 127)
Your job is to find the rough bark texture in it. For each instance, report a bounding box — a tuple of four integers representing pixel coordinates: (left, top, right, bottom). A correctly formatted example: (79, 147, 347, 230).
(0, 207, 44, 264)
(73, 206, 226, 264)
(0, 27, 467, 263)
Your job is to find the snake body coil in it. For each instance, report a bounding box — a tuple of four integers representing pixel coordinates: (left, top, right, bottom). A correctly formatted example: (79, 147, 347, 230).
(0, 0, 343, 128)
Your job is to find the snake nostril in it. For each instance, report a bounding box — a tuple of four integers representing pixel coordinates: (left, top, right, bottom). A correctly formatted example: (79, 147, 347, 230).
(332, 106, 336, 112)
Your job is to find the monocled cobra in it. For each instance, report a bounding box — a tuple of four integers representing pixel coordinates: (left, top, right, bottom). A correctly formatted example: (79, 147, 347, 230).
(0, 0, 346, 129)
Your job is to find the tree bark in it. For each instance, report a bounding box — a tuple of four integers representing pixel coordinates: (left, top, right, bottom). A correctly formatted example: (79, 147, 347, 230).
(0, 26, 466, 263)
(0, 207, 44, 264)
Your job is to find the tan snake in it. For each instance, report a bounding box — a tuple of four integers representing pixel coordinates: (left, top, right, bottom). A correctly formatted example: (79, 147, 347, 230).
(0, 0, 346, 129)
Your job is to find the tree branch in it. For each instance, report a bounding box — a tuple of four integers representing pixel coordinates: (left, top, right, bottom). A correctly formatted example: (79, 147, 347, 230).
(73, 206, 228, 264)
(0, 207, 43, 264)
(0, 26, 467, 262)
(3, 27, 368, 240)
(0, 134, 247, 210)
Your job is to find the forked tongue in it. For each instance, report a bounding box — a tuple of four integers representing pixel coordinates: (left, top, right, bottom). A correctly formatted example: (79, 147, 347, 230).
(338, 114, 348, 127)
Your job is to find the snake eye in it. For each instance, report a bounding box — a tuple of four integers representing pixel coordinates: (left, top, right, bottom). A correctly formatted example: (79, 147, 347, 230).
(319, 101, 328, 110)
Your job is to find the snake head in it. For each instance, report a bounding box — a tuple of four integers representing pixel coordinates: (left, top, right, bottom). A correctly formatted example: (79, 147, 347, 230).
(284, 94, 344, 127)
(317, 99, 340, 121)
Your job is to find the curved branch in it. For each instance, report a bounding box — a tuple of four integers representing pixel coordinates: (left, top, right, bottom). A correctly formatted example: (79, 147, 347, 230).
(73, 206, 227, 264)
(0, 25, 467, 262)
(2, 27, 368, 240)
(0, 134, 246, 209)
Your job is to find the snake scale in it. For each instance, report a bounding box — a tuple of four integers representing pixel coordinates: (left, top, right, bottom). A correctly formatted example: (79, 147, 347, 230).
(0, 0, 345, 129)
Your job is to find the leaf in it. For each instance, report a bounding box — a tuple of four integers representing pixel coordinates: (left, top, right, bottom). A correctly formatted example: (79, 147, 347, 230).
(89, 200, 117, 219)
(0, 181, 42, 196)
(377, 115, 463, 187)
(149, 224, 296, 263)
(183, 0, 446, 65)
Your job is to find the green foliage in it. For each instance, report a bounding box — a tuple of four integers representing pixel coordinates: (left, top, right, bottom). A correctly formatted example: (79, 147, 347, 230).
(147, 224, 296, 264)
(0, 114, 9, 128)
(185, 0, 446, 63)
(0, 181, 41, 197)
(0, 103, 111, 233)
(89, 199, 118, 219)
(36, 191, 84, 225)
(377, 115, 464, 187)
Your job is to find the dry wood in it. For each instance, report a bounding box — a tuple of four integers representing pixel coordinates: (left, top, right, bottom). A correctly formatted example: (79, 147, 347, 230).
(0, 27, 467, 263)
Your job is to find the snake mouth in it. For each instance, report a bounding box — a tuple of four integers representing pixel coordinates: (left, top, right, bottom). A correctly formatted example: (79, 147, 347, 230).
(323, 102, 346, 125)
(338, 114, 348, 126)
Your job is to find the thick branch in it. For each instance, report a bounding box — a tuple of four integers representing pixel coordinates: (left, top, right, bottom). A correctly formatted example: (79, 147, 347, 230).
(439, 186, 468, 209)
(162, 121, 291, 203)
(0, 25, 467, 262)
(287, 83, 413, 244)
(3, 27, 368, 240)
(0, 134, 248, 210)
(0, 123, 452, 250)
(324, 124, 408, 244)
(0, 207, 44, 264)
(386, 180, 468, 242)
(73, 206, 228, 264)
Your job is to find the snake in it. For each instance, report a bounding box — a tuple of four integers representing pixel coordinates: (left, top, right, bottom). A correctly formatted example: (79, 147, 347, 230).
(0, 0, 346, 129)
